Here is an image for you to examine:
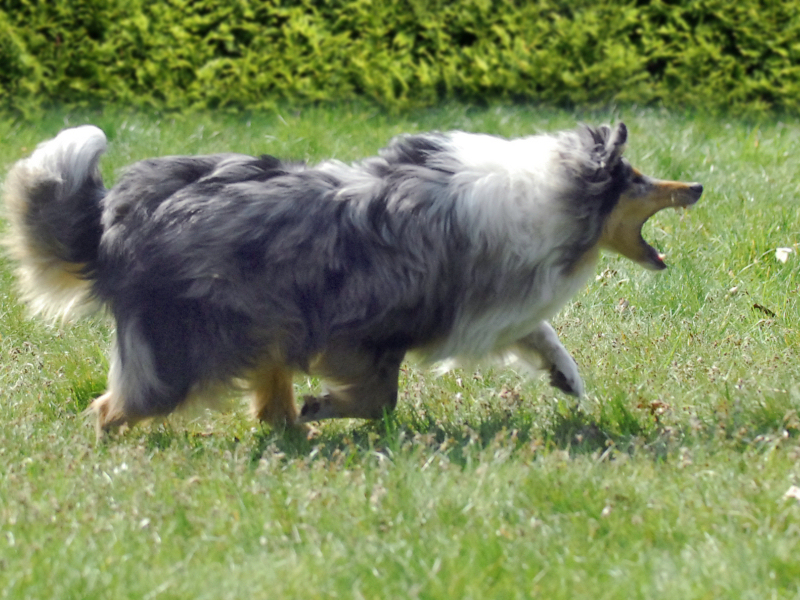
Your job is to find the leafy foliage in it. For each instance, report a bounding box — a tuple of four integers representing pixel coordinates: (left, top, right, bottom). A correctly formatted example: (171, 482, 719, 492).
(1, 0, 798, 116)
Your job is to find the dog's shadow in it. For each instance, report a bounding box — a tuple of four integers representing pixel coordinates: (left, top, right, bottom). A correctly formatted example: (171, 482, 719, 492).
(247, 401, 652, 468)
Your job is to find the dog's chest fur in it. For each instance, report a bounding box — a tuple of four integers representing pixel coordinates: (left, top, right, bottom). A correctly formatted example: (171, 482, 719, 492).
(422, 244, 600, 362)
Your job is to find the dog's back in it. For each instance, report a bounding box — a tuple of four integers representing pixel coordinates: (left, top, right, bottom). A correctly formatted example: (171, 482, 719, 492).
(96, 139, 470, 367)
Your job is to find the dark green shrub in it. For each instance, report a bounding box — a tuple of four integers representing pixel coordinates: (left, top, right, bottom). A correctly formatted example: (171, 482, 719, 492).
(0, 0, 797, 116)
(633, 0, 800, 113)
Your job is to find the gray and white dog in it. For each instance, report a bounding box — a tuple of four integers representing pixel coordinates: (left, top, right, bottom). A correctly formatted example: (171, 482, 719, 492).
(3, 122, 701, 436)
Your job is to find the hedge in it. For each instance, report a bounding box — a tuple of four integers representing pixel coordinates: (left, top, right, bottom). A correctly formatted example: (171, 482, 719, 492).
(1, 0, 799, 116)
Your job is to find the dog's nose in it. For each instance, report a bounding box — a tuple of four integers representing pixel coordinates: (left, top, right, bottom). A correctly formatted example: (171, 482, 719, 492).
(690, 183, 703, 196)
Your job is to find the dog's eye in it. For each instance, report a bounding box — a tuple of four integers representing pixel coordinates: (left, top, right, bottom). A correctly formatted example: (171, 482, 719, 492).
(629, 169, 645, 186)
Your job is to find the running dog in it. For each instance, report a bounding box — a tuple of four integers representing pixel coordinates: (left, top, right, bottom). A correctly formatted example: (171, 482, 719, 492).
(3, 122, 702, 436)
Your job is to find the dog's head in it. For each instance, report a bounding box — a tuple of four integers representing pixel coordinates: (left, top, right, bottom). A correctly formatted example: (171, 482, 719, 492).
(592, 123, 703, 270)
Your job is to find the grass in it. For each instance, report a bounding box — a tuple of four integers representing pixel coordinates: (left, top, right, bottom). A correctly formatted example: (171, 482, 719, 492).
(2, 103, 800, 599)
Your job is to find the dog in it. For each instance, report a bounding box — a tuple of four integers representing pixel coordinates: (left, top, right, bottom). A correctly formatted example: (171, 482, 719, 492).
(3, 121, 702, 437)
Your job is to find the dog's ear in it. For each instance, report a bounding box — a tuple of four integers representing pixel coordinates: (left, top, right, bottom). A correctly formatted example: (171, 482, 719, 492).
(603, 122, 627, 167)
(576, 122, 627, 174)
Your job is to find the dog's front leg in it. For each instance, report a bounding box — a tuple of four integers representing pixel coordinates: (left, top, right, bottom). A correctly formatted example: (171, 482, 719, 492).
(298, 345, 405, 423)
(513, 322, 584, 397)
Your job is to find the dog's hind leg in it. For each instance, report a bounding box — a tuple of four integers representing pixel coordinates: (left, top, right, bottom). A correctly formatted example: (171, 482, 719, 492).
(513, 322, 584, 397)
(87, 344, 153, 440)
(89, 390, 141, 441)
(248, 362, 303, 430)
(298, 345, 405, 422)
(88, 309, 195, 439)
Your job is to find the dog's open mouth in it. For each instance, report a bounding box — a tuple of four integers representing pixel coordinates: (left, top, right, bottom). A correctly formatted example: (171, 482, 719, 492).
(603, 179, 703, 271)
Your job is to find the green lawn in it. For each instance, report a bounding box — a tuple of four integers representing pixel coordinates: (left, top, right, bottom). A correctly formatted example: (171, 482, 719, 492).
(2, 104, 800, 599)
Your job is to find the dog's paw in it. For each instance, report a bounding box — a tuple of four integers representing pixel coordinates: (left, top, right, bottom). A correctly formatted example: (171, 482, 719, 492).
(87, 391, 136, 442)
(548, 360, 584, 397)
(298, 395, 321, 422)
(298, 394, 338, 423)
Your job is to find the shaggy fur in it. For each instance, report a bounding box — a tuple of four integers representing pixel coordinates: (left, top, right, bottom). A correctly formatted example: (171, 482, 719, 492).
(3, 122, 702, 436)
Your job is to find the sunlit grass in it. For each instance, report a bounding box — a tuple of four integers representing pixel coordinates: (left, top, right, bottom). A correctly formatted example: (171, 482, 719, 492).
(2, 103, 800, 599)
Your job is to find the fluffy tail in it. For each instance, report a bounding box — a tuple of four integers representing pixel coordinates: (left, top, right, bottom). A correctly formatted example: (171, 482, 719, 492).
(3, 125, 108, 320)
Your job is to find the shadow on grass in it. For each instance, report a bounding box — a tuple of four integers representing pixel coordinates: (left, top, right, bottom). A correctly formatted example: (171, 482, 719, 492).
(247, 393, 664, 467)
(95, 386, 800, 465)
